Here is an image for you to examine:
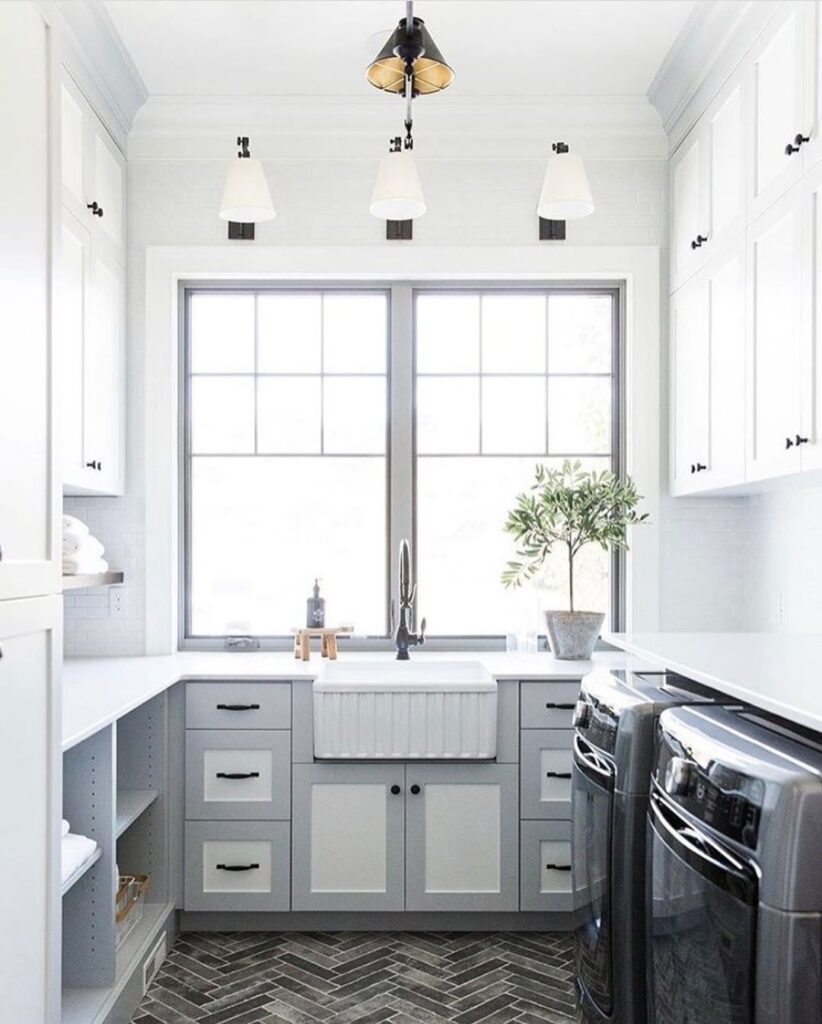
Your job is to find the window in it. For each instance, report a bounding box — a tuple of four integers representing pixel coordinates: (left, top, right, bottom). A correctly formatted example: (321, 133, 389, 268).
(182, 284, 621, 644)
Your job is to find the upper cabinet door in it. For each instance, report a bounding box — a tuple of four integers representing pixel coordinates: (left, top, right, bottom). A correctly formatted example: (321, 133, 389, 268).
(671, 130, 708, 290)
(90, 124, 125, 255)
(706, 71, 747, 252)
(0, 3, 59, 601)
(798, 160, 822, 471)
(670, 275, 710, 495)
(60, 81, 86, 219)
(798, 0, 822, 171)
(749, 2, 810, 219)
(747, 185, 805, 481)
(59, 212, 89, 489)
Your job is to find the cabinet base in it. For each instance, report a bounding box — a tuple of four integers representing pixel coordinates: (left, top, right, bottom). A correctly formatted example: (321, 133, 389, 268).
(179, 909, 574, 932)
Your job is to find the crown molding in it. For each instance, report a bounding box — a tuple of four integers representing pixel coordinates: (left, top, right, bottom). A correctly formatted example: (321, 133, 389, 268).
(44, 0, 147, 149)
(128, 94, 668, 162)
(648, 0, 780, 150)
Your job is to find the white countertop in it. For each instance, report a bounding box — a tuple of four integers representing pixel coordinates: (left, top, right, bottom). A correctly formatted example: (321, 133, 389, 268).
(607, 632, 822, 733)
(62, 648, 651, 750)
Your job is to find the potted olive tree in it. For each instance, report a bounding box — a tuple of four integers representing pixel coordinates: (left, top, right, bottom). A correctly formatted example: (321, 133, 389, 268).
(502, 460, 648, 660)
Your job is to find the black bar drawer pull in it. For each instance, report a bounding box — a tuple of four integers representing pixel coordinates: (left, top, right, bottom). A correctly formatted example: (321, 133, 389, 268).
(216, 863, 260, 872)
(216, 703, 261, 711)
(545, 702, 576, 710)
(545, 771, 572, 779)
(545, 863, 572, 871)
(216, 771, 260, 780)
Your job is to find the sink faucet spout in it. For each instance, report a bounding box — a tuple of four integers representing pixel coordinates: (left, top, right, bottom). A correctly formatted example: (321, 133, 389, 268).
(395, 539, 425, 660)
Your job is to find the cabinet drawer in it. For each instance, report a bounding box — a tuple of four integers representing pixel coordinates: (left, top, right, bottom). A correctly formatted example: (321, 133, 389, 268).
(185, 821, 290, 911)
(520, 820, 573, 912)
(186, 682, 291, 730)
(186, 730, 290, 820)
(520, 682, 580, 729)
(520, 730, 573, 819)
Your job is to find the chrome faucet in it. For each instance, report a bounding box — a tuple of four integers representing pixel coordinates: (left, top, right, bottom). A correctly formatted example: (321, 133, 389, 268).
(395, 539, 425, 660)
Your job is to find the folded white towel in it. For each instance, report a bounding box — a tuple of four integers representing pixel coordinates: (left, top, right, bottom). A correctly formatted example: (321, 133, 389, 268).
(62, 535, 105, 558)
(62, 515, 89, 538)
(61, 819, 70, 837)
(61, 833, 98, 885)
(62, 555, 109, 575)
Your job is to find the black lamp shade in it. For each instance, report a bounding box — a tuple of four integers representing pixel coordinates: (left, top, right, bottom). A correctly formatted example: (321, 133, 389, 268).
(366, 17, 454, 94)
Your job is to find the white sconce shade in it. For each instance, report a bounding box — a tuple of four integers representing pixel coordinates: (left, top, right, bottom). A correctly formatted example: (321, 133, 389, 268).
(219, 157, 276, 222)
(537, 149, 594, 220)
(370, 149, 427, 220)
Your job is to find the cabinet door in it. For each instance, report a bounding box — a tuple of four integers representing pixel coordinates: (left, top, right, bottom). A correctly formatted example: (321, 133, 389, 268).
(291, 763, 405, 911)
(81, 246, 125, 495)
(706, 71, 746, 252)
(520, 820, 573, 912)
(799, 160, 822, 470)
(90, 122, 125, 255)
(185, 729, 291, 820)
(671, 129, 708, 289)
(670, 275, 710, 494)
(60, 211, 91, 491)
(749, 3, 809, 218)
(796, 0, 822, 171)
(0, 595, 61, 1023)
(405, 763, 518, 912)
(60, 80, 86, 220)
(0, 2, 59, 600)
(747, 186, 804, 480)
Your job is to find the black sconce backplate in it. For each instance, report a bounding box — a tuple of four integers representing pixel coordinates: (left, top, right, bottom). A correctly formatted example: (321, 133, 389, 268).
(539, 217, 566, 241)
(387, 219, 413, 240)
(228, 221, 255, 240)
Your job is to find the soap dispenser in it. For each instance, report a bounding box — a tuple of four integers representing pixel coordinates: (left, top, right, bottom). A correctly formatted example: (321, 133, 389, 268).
(306, 578, 325, 628)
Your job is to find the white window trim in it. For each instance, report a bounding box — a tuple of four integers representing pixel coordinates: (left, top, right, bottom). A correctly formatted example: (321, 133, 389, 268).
(145, 245, 661, 655)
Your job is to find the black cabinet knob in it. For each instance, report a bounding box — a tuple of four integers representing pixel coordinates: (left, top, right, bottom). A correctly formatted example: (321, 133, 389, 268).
(690, 464, 696, 474)
(690, 234, 708, 249)
(86, 201, 104, 217)
(796, 434, 809, 446)
(85, 460, 99, 470)
(786, 437, 795, 449)
(786, 133, 810, 155)
(390, 784, 401, 795)
(410, 784, 421, 795)
(695, 463, 707, 472)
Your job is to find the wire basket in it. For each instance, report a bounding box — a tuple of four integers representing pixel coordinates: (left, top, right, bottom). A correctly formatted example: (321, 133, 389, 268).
(115, 874, 149, 949)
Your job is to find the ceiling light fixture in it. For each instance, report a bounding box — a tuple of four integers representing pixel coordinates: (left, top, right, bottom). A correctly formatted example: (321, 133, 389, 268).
(537, 141, 594, 229)
(366, 5, 454, 95)
(219, 136, 275, 239)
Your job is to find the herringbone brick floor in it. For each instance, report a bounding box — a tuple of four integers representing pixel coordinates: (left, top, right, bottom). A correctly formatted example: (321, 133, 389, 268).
(132, 931, 577, 1024)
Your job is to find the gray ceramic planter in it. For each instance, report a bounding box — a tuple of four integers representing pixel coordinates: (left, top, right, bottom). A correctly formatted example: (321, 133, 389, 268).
(544, 610, 605, 660)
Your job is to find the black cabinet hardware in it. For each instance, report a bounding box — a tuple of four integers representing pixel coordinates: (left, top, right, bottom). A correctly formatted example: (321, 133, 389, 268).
(690, 234, 708, 249)
(695, 463, 707, 472)
(544, 702, 575, 710)
(85, 460, 102, 470)
(216, 863, 259, 871)
(786, 436, 795, 449)
(215, 771, 260, 780)
(796, 434, 809, 446)
(545, 771, 572, 779)
(390, 784, 401, 795)
(410, 784, 421, 795)
(545, 863, 572, 871)
(86, 201, 104, 217)
(216, 702, 261, 711)
(786, 133, 810, 155)
(690, 464, 696, 474)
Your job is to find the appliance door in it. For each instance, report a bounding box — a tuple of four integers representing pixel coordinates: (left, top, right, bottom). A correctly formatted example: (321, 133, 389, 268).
(648, 788, 758, 1024)
(573, 732, 616, 1014)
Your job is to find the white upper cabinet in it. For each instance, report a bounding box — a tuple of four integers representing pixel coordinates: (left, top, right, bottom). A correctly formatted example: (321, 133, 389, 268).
(797, 160, 822, 471)
(746, 185, 805, 481)
(59, 77, 125, 264)
(670, 238, 746, 495)
(59, 74, 126, 496)
(671, 67, 746, 291)
(748, 2, 810, 219)
(0, 2, 59, 600)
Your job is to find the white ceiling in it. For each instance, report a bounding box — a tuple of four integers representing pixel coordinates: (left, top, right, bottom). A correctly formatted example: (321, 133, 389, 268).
(103, 0, 696, 100)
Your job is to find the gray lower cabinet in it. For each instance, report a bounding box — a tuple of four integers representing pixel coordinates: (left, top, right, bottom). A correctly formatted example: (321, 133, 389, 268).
(292, 763, 405, 912)
(186, 681, 291, 730)
(185, 820, 290, 911)
(520, 729, 573, 819)
(520, 681, 580, 729)
(186, 729, 291, 820)
(520, 820, 573, 911)
(405, 762, 519, 912)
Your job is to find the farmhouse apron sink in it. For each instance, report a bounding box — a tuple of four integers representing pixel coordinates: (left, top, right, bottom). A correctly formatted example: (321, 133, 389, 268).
(312, 661, 498, 759)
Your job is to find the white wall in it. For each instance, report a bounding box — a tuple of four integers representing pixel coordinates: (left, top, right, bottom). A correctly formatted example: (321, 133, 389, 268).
(64, 152, 747, 654)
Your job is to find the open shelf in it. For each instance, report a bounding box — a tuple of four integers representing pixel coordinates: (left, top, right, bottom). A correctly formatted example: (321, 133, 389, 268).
(62, 901, 174, 1024)
(61, 846, 102, 897)
(115, 789, 159, 839)
(62, 570, 124, 591)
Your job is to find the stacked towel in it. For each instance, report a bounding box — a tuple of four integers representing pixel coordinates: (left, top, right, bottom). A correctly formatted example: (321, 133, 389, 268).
(61, 832, 98, 885)
(62, 515, 109, 575)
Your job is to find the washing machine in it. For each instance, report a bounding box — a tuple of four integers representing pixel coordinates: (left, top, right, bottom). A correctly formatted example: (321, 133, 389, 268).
(649, 705, 822, 1024)
(572, 667, 729, 1024)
